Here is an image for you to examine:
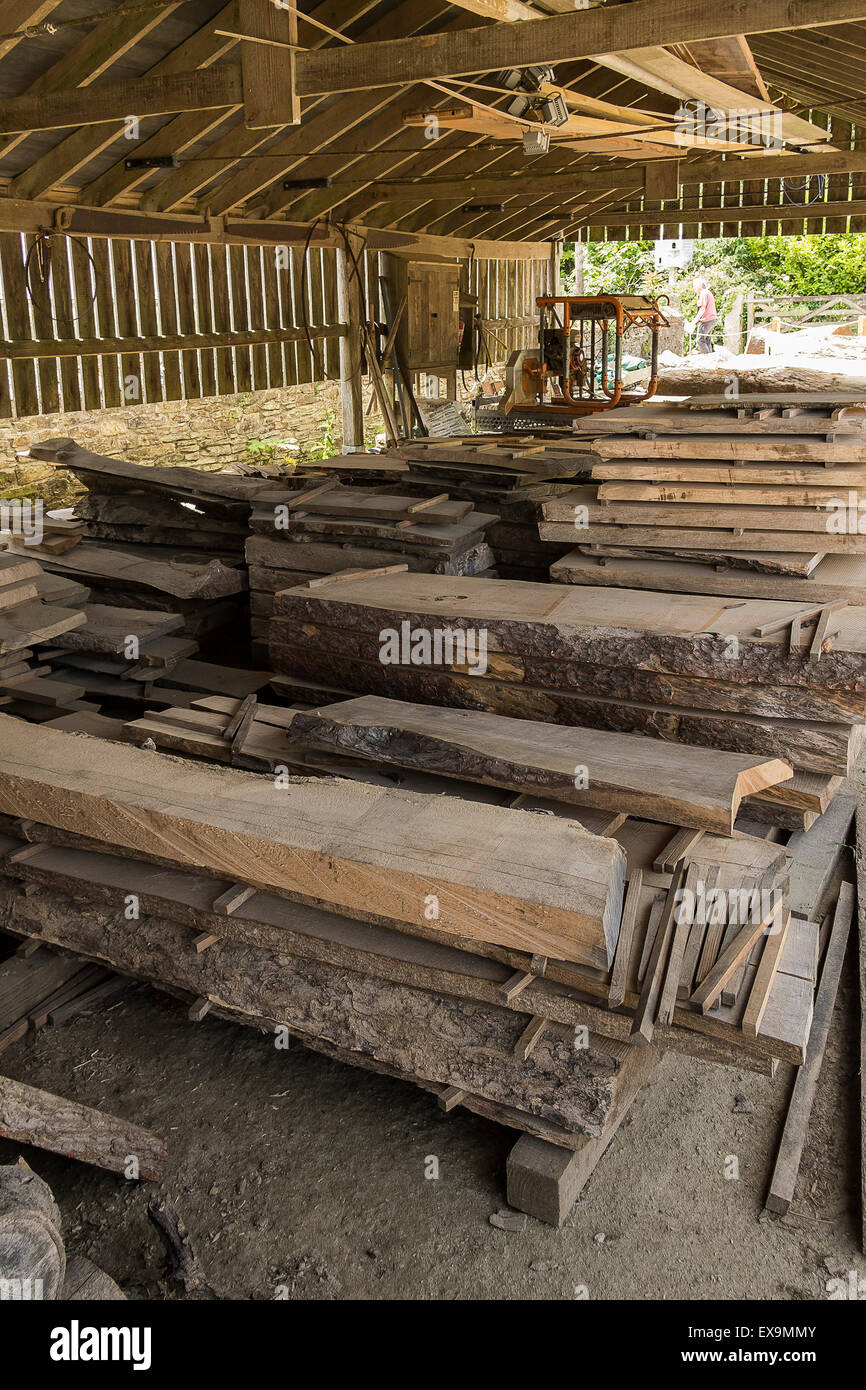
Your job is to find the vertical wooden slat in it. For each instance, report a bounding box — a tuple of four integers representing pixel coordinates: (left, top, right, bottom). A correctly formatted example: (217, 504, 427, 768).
(71, 237, 101, 409)
(291, 247, 313, 385)
(133, 241, 163, 403)
(0, 234, 40, 417)
(228, 244, 252, 393)
(110, 240, 142, 408)
(322, 246, 339, 380)
(49, 239, 82, 414)
(277, 246, 298, 386)
(825, 118, 852, 233)
(851, 122, 866, 235)
(89, 237, 121, 408)
(261, 243, 286, 388)
(26, 237, 60, 414)
(153, 241, 183, 401)
(245, 243, 268, 390)
(184, 243, 209, 398)
(208, 244, 235, 396)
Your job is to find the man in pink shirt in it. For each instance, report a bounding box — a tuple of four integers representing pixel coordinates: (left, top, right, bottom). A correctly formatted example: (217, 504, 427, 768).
(692, 275, 717, 354)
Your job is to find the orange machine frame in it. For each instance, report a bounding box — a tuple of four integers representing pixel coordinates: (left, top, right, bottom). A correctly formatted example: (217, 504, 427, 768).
(520, 293, 670, 415)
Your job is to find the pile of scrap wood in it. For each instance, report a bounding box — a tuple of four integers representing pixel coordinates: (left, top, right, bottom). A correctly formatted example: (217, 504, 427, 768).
(19, 438, 257, 641)
(1, 419, 860, 1228)
(245, 476, 498, 665)
(376, 435, 593, 581)
(548, 394, 866, 600)
(0, 511, 83, 558)
(0, 552, 90, 721)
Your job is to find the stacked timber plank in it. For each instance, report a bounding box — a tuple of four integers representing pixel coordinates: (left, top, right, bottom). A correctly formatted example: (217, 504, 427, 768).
(0, 552, 91, 721)
(21, 438, 259, 641)
(0, 714, 672, 1157)
(0, 510, 84, 558)
(245, 476, 497, 665)
(378, 436, 594, 582)
(267, 570, 866, 780)
(548, 395, 866, 600)
(0, 712, 815, 1074)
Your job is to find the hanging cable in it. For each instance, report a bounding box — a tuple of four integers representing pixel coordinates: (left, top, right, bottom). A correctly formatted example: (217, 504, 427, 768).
(23, 231, 99, 332)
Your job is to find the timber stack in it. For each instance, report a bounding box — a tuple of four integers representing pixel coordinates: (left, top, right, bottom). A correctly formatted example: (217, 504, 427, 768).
(245, 476, 498, 666)
(19, 438, 256, 642)
(379, 435, 594, 581)
(268, 570, 866, 788)
(547, 393, 866, 602)
(0, 408, 858, 1225)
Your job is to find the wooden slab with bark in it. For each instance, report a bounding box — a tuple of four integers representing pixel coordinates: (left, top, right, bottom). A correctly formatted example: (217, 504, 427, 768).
(0, 714, 625, 971)
(286, 695, 791, 835)
(0, 1075, 166, 1180)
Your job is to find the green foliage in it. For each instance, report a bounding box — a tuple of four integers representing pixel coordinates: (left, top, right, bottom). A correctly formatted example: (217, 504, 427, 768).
(562, 232, 866, 338)
(246, 409, 338, 468)
(307, 408, 337, 461)
(245, 437, 299, 470)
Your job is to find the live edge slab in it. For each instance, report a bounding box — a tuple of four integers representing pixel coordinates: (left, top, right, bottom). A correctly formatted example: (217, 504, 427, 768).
(0, 713, 625, 973)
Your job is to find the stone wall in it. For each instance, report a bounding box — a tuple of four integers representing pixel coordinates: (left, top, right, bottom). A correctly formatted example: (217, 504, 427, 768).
(0, 379, 374, 472)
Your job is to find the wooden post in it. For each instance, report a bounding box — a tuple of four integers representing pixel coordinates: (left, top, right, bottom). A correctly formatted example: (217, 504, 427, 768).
(336, 229, 366, 453)
(549, 237, 562, 295)
(239, 0, 300, 128)
(573, 237, 585, 294)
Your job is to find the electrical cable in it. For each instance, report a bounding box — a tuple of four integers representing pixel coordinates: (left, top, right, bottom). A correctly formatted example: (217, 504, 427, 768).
(23, 231, 99, 332)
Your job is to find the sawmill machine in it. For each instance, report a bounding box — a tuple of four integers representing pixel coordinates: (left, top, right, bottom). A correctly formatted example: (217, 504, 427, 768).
(500, 293, 670, 419)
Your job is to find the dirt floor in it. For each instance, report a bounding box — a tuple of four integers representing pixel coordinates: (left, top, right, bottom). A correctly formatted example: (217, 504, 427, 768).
(1, 825, 863, 1303)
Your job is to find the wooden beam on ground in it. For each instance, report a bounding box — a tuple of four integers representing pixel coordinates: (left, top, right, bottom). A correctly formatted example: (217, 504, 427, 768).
(0, 1074, 166, 1179)
(765, 882, 855, 1216)
(293, 2, 866, 95)
(506, 1044, 658, 1225)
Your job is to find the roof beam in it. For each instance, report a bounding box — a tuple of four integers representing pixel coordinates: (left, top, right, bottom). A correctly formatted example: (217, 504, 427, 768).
(0, 195, 551, 257)
(8, 4, 241, 200)
(571, 196, 866, 231)
(0, 0, 63, 63)
(0, 66, 242, 135)
(355, 147, 866, 203)
(104, 0, 378, 211)
(293, 1, 866, 95)
(0, 0, 185, 162)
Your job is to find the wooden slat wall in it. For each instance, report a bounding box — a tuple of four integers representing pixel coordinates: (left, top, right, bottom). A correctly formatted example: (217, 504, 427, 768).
(585, 114, 866, 239)
(470, 257, 540, 365)
(0, 232, 544, 418)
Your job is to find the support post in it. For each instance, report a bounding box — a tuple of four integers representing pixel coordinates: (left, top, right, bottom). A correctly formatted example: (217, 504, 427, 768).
(549, 237, 562, 295)
(574, 237, 585, 294)
(336, 229, 366, 453)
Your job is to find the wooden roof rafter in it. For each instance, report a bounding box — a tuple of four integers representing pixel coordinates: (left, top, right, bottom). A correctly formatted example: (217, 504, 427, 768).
(3, 0, 866, 246)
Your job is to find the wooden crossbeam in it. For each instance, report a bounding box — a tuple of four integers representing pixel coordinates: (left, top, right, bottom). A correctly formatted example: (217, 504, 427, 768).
(0, 67, 243, 135)
(574, 199, 866, 231)
(293, 2, 866, 95)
